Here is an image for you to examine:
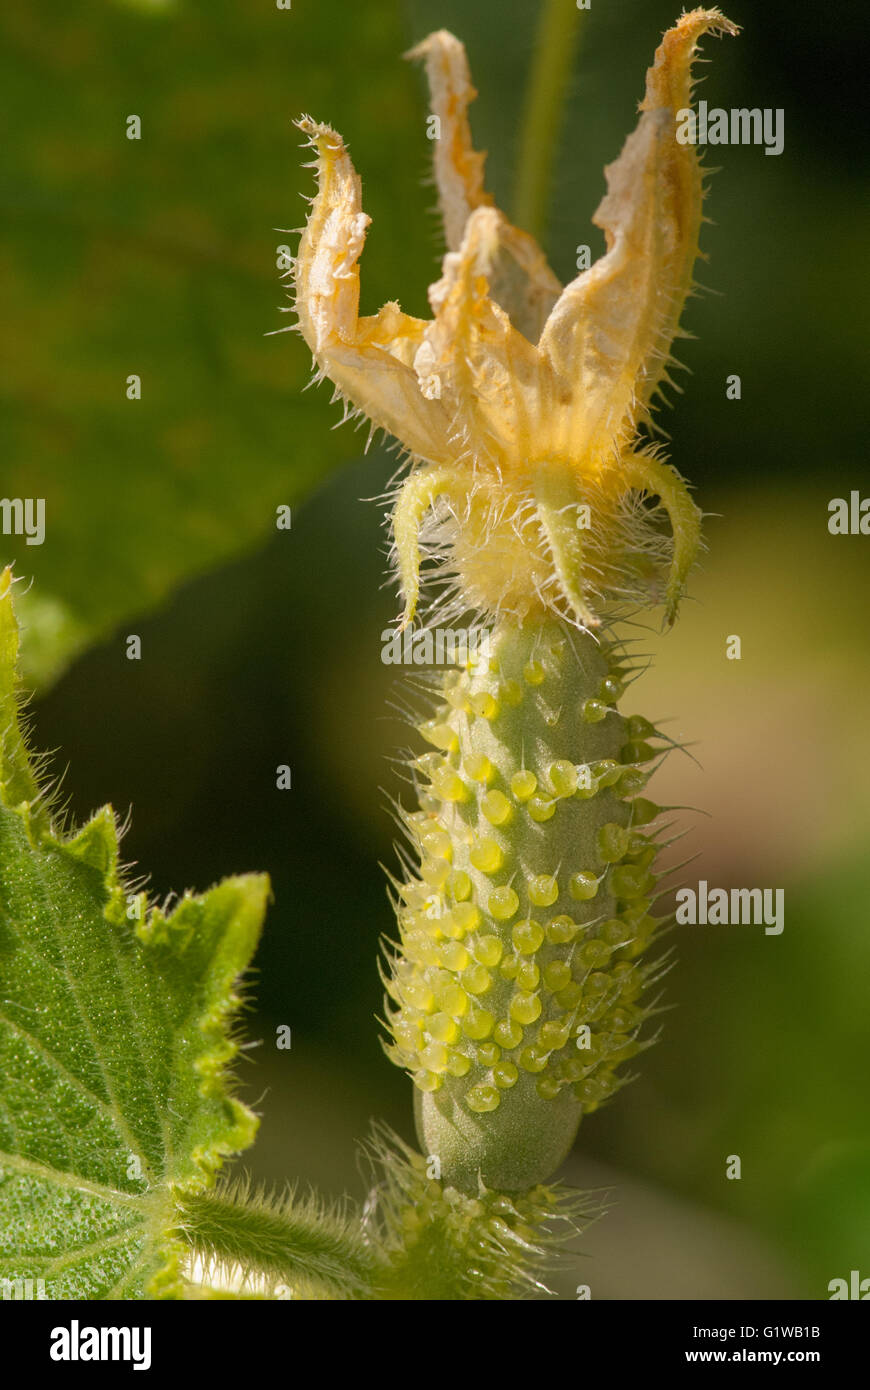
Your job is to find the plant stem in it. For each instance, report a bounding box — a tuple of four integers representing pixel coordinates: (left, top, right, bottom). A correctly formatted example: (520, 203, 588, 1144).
(513, 0, 585, 241)
(178, 1188, 379, 1299)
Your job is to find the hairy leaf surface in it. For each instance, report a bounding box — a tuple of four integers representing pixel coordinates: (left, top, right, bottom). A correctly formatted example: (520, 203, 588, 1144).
(0, 573, 268, 1297)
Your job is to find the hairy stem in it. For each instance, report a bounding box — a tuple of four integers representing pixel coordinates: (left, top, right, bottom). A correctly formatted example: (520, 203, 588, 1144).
(513, 0, 585, 240)
(178, 1188, 378, 1299)
(366, 1131, 592, 1300)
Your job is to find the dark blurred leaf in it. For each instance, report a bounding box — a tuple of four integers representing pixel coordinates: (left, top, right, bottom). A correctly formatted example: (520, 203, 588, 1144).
(0, 0, 431, 685)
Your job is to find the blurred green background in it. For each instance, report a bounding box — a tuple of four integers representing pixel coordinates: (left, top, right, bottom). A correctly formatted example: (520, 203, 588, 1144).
(2, 0, 868, 1298)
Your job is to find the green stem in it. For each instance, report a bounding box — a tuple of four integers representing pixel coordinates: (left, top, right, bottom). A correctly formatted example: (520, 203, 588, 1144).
(178, 1188, 379, 1299)
(375, 1205, 499, 1301)
(365, 1133, 591, 1300)
(513, 0, 585, 241)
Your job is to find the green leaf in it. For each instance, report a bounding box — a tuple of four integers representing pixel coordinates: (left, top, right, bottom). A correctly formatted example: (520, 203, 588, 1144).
(0, 0, 432, 687)
(0, 571, 268, 1298)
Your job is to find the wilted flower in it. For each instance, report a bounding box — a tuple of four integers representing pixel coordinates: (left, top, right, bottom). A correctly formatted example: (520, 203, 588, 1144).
(291, 10, 738, 631)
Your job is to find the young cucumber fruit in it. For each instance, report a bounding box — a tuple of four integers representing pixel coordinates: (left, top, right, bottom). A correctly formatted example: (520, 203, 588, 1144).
(385, 618, 662, 1194)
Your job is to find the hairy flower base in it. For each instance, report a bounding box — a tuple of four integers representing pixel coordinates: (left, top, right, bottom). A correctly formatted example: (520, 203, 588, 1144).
(392, 450, 700, 631)
(384, 619, 667, 1192)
